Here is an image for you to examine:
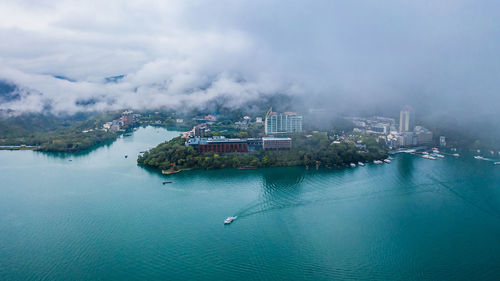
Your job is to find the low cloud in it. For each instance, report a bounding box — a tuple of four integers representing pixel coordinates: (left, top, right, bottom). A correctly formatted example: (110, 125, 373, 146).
(0, 0, 499, 121)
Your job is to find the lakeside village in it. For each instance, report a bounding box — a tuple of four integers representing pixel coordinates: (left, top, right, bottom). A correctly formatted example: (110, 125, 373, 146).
(136, 105, 500, 174)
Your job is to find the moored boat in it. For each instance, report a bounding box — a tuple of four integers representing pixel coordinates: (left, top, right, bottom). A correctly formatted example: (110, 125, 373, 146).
(383, 159, 391, 164)
(357, 162, 365, 166)
(350, 163, 356, 168)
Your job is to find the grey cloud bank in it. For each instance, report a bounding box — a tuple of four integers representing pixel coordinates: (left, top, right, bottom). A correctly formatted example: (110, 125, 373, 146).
(0, 0, 499, 120)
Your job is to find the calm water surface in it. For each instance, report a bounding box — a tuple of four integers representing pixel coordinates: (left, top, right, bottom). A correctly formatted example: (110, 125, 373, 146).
(1, 126, 499, 280)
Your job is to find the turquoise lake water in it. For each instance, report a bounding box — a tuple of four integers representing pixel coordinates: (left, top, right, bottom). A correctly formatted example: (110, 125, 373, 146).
(1, 126, 499, 280)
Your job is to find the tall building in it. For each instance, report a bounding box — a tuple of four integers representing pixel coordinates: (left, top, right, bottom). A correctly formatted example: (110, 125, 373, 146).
(440, 136, 446, 147)
(399, 106, 415, 133)
(264, 108, 303, 135)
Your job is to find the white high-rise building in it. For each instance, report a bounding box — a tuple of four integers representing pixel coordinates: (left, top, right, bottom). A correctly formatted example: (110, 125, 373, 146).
(265, 108, 303, 135)
(399, 106, 415, 133)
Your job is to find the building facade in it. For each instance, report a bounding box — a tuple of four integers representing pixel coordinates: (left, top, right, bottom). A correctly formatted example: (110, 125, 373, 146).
(262, 137, 292, 150)
(264, 108, 303, 135)
(439, 136, 446, 147)
(399, 106, 415, 133)
(415, 126, 433, 145)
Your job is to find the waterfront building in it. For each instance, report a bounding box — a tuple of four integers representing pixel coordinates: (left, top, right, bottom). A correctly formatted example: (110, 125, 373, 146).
(120, 110, 134, 127)
(440, 136, 446, 147)
(255, 117, 263, 123)
(399, 106, 415, 133)
(398, 132, 415, 147)
(246, 138, 263, 151)
(415, 126, 433, 145)
(264, 108, 303, 135)
(187, 136, 248, 153)
(262, 137, 292, 150)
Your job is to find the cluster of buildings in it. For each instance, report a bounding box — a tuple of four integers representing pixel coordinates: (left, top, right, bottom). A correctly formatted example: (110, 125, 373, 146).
(350, 106, 442, 149)
(264, 108, 303, 135)
(103, 111, 138, 131)
(186, 136, 292, 153)
(349, 116, 397, 135)
(181, 108, 302, 154)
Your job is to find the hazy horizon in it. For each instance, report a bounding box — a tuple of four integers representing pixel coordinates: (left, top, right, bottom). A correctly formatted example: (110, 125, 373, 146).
(0, 0, 499, 125)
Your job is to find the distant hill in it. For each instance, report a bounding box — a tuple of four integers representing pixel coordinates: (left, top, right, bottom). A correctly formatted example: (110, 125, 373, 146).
(105, 75, 125, 83)
(0, 80, 20, 103)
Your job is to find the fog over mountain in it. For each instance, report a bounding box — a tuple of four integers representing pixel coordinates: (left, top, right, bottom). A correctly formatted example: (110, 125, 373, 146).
(0, 0, 499, 122)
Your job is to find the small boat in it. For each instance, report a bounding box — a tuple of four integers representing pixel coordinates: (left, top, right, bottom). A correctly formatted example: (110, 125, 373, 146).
(494, 162, 500, 165)
(237, 166, 257, 170)
(435, 154, 445, 158)
(350, 163, 356, 168)
(162, 181, 173, 185)
(422, 152, 429, 155)
(452, 153, 460, 157)
(474, 156, 484, 160)
(428, 156, 436, 160)
(422, 154, 430, 159)
(224, 216, 237, 224)
(373, 160, 382, 164)
(383, 159, 391, 164)
(357, 162, 364, 166)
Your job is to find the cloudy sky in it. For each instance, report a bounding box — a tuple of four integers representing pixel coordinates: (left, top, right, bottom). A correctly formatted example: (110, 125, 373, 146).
(0, 0, 499, 117)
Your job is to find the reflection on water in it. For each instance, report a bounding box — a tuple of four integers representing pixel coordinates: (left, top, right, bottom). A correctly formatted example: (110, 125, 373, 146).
(396, 153, 415, 183)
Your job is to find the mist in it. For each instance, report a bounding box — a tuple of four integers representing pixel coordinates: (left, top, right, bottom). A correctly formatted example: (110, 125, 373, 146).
(0, 0, 499, 124)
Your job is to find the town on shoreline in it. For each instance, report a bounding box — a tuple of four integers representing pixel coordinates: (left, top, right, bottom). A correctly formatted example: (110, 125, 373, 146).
(2, 106, 499, 171)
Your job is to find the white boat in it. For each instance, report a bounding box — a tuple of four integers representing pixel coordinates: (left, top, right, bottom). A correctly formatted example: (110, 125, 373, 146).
(357, 162, 365, 166)
(350, 163, 356, 168)
(452, 153, 460, 157)
(383, 159, 391, 164)
(422, 152, 429, 155)
(434, 154, 445, 158)
(373, 160, 383, 164)
(494, 162, 500, 165)
(428, 156, 436, 160)
(474, 156, 484, 160)
(224, 216, 237, 224)
(422, 154, 430, 159)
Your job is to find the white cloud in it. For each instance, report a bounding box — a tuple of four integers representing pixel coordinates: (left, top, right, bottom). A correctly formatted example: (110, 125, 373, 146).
(0, 0, 499, 117)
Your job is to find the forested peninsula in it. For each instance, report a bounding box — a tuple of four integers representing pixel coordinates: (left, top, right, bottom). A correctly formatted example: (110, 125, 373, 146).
(137, 133, 388, 171)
